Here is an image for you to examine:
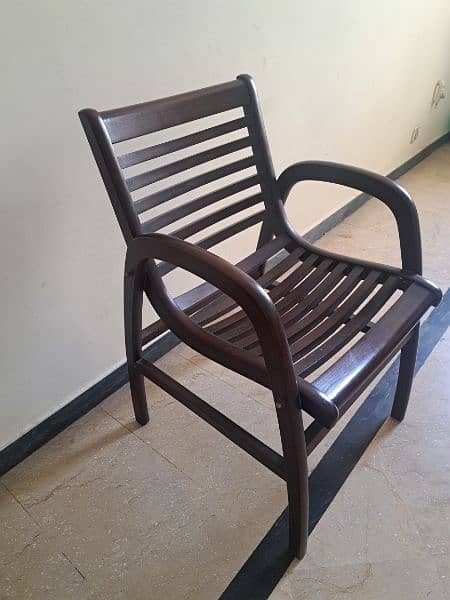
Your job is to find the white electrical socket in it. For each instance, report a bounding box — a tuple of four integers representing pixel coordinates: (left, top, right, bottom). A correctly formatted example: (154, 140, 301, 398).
(410, 126, 420, 144)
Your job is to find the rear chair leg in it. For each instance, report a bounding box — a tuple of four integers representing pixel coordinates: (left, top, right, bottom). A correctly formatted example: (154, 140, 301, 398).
(129, 367, 149, 425)
(391, 324, 419, 422)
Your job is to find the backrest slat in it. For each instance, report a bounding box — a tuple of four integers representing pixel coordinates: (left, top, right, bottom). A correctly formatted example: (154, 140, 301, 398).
(140, 174, 260, 233)
(117, 116, 247, 168)
(125, 135, 252, 193)
(103, 80, 248, 143)
(197, 210, 266, 251)
(133, 156, 256, 215)
(158, 210, 266, 276)
(172, 193, 263, 240)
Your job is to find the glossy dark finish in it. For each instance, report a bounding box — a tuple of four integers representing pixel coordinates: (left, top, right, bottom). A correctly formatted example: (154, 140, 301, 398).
(79, 75, 442, 560)
(391, 323, 420, 421)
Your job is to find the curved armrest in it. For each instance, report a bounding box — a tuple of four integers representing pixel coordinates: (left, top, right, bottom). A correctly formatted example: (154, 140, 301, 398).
(126, 234, 339, 423)
(277, 161, 422, 274)
(126, 234, 302, 407)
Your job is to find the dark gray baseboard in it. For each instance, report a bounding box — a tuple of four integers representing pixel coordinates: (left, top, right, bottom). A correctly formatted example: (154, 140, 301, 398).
(0, 131, 448, 477)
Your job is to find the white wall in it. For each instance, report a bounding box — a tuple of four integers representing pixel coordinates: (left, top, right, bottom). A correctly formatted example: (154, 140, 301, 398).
(1, 0, 449, 450)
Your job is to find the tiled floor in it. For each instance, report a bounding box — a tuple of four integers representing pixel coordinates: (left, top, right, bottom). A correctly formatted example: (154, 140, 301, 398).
(1, 144, 449, 599)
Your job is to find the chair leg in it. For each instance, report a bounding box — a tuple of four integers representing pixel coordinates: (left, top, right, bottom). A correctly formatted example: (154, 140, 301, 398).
(275, 394, 309, 560)
(129, 366, 149, 425)
(286, 466, 308, 560)
(124, 264, 149, 425)
(391, 324, 419, 422)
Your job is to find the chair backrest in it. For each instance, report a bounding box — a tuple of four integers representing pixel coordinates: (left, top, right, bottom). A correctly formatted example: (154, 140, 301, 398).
(79, 75, 280, 275)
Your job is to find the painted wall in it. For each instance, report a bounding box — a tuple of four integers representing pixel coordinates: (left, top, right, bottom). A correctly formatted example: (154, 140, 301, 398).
(1, 0, 449, 449)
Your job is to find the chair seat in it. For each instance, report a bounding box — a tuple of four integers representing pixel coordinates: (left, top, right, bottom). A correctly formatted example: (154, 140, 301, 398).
(176, 237, 438, 427)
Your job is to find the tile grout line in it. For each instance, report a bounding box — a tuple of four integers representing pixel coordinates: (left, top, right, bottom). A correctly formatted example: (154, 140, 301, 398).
(100, 407, 198, 484)
(1, 480, 41, 527)
(60, 550, 87, 582)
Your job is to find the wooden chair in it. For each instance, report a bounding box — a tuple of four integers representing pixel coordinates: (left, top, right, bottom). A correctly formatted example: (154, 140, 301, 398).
(79, 75, 442, 560)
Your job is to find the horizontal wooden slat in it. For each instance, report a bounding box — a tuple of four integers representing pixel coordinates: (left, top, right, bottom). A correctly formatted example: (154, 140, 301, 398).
(278, 262, 347, 323)
(198, 210, 266, 250)
(158, 210, 265, 276)
(295, 276, 399, 377)
(137, 358, 286, 479)
(288, 270, 383, 360)
(257, 248, 309, 290)
(140, 174, 260, 233)
(235, 234, 290, 274)
(227, 259, 335, 346)
(118, 117, 248, 168)
(225, 254, 319, 350)
(102, 80, 249, 143)
(205, 248, 307, 335)
(134, 156, 256, 214)
(256, 254, 320, 310)
(191, 236, 291, 327)
(243, 265, 368, 357)
(126, 136, 253, 192)
(278, 266, 366, 348)
(172, 193, 264, 240)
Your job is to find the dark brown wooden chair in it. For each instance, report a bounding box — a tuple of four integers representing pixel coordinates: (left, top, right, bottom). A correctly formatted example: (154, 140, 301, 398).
(79, 75, 442, 560)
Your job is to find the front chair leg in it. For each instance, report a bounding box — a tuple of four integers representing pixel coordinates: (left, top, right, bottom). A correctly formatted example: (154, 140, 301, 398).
(276, 394, 309, 560)
(286, 467, 308, 560)
(124, 265, 150, 425)
(391, 324, 420, 422)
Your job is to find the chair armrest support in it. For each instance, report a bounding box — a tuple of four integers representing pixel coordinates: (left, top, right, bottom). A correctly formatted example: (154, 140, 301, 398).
(125, 234, 311, 408)
(277, 160, 422, 275)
